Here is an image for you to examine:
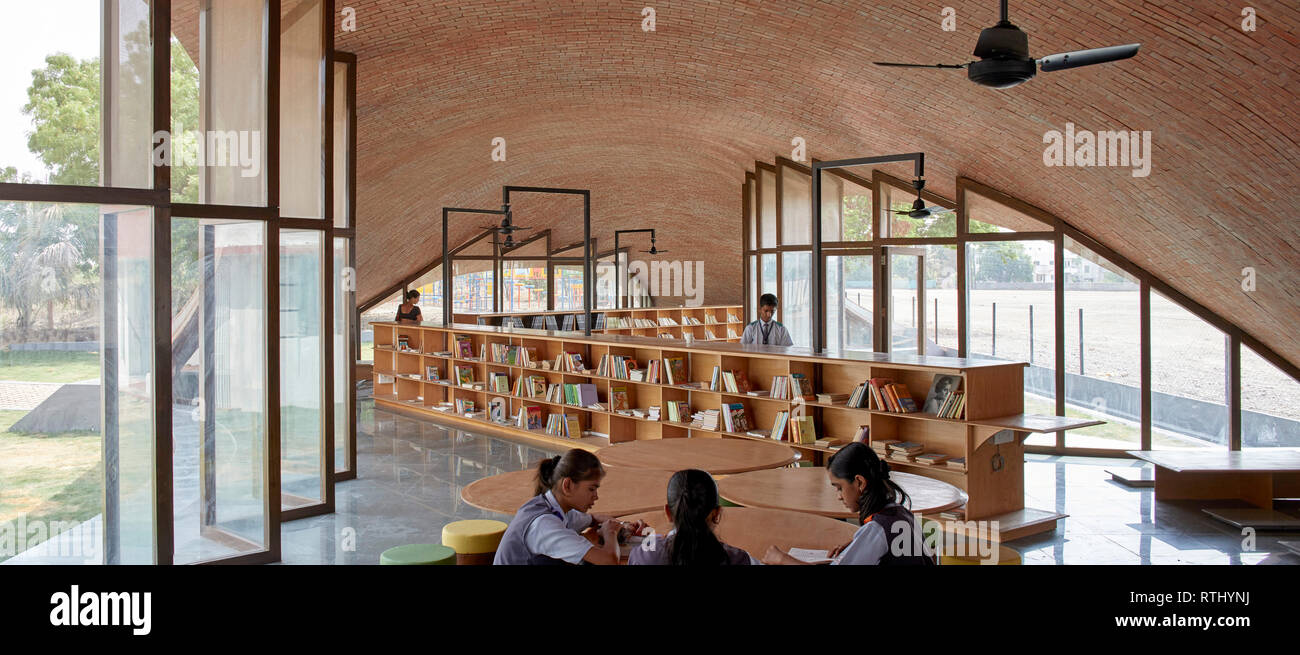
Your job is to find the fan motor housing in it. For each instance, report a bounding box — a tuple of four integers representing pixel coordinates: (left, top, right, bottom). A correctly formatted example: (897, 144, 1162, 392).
(967, 57, 1038, 88)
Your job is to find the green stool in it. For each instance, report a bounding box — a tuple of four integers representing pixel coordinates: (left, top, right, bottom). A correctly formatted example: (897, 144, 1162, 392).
(719, 497, 741, 508)
(380, 543, 457, 565)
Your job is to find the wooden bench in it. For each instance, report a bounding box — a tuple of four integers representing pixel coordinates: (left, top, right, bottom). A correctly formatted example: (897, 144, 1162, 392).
(1127, 450, 1300, 508)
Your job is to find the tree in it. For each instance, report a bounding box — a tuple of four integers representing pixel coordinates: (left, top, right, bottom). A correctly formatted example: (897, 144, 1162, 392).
(23, 54, 100, 186)
(0, 203, 96, 336)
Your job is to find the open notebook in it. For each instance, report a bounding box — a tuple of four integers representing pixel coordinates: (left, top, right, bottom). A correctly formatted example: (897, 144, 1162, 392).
(787, 548, 839, 564)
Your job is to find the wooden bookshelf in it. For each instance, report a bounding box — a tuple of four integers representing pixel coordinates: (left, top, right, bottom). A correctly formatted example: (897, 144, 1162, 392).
(454, 305, 745, 342)
(371, 322, 1100, 537)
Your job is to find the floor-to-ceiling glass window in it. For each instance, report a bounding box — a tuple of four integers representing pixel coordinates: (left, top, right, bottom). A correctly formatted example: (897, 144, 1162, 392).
(280, 230, 325, 508)
(171, 218, 268, 564)
(1063, 237, 1141, 449)
(1151, 290, 1228, 449)
(1241, 346, 1300, 449)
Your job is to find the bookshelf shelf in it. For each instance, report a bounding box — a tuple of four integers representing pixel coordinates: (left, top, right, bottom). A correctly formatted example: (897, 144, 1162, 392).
(454, 305, 745, 342)
(371, 321, 1100, 533)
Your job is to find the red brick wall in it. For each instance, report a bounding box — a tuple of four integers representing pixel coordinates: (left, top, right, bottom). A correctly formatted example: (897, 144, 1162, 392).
(337, 0, 1300, 366)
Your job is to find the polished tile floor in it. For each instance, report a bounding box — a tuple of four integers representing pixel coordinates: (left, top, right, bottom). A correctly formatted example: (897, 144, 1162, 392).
(281, 399, 1300, 565)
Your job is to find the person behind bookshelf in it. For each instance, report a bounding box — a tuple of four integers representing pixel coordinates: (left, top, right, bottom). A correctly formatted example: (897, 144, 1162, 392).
(740, 293, 794, 347)
(395, 290, 423, 325)
(494, 449, 648, 566)
(628, 469, 758, 566)
(763, 442, 936, 565)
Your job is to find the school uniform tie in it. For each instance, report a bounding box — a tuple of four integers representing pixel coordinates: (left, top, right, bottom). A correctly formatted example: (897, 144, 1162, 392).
(760, 321, 774, 345)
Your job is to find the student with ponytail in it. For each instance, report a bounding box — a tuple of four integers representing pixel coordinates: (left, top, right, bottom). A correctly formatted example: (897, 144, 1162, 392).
(763, 442, 936, 565)
(493, 449, 646, 565)
(628, 469, 757, 565)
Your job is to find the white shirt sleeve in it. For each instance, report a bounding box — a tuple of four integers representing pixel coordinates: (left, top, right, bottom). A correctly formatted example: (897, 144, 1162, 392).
(832, 522, 889, 565)
(523, 513, 594, 565)
(739, 322, 758, 344)
(566, 509, 593, 532)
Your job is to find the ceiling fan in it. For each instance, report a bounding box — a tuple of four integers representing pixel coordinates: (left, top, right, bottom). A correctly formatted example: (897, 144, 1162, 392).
(639, 235, 669, 255)
(893, 179, 950, 219)
(873, 0, 1140, 89)
(482, 204, 531, 249)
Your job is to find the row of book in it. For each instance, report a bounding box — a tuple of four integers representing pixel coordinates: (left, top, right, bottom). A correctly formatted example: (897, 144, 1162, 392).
(553, 351, 586, 372)
(657, 317, 680, 326)
(719, 403, 751, 432)
(768, 373, 811, 400)
(709, 367, 754, 394)
(871, 440, 966, 470)
(544, 413, 584, 438)
(489, 343, 536, 367)
(867, 378, 919, 413)
(690, 408, 719, 431)
(935, 390, 967, 420)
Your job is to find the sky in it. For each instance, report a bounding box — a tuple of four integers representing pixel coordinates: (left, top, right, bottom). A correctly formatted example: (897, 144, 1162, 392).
(0, 1, 102, 180)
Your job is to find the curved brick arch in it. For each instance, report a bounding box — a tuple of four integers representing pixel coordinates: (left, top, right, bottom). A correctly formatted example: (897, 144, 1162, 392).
(335, 0, 1300, 367)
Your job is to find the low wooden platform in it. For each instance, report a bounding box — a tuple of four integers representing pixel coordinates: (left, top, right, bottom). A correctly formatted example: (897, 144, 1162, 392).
(934, 507, 1067, 543)
(1106, 467, 1155, 488)
(1128, 450, 1300, 508)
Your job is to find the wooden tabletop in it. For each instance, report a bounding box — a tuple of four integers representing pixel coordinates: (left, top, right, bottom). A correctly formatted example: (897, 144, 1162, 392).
(617, 506, 859, 559)
(1127, 449, 1300, 473)
(597, 438, 798, 475)
(460, 467, 674, 516)
(717, 467, 967, 519)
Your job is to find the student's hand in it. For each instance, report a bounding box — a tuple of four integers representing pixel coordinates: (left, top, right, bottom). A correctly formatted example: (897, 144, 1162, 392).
(623, 519, 649, 536)
(599, 519, 622, 542)
(829, 540, 852, 558)
(762, 545, 792, 565)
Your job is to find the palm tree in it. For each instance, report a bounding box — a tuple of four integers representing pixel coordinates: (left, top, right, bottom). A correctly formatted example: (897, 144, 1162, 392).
(0, 202, 96, 339)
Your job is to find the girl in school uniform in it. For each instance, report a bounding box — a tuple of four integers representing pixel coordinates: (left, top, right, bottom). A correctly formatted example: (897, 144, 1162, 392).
(763, 442, 936, 565)
(628, 469, 758, 566)
(493, 449, 646, 565)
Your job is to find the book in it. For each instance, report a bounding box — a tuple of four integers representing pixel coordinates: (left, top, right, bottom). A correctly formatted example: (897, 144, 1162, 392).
(455, 336, 474, 359)
(945, 457, 967, 470)
(787, 548, 835, 564)
(525, 405, 544, 430)
(663, 357, 687, 385)
(425, 365, 441, 381)
(851, 425, 870, 443)
(922, 374, 961, 415)
(915, 452, 951, 465)
(770, 410, 790, 441)
(720, 403, 751, 432)
(609, 386, 630, 411)
(488, 397, 507, 423)
(790, 416, 817, 444)
(454, 365, 475, 386)
(888, 441, 925, 455)
(816, 392, 849, 404)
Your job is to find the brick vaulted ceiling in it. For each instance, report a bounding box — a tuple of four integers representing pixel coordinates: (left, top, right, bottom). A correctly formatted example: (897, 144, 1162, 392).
(336, 1, 1300, 367)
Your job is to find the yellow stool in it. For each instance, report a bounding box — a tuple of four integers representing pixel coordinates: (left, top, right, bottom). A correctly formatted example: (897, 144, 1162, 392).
(379, 544, 456, 565)
(442, 519, 508, 565)
(940, 545, 1022, 565)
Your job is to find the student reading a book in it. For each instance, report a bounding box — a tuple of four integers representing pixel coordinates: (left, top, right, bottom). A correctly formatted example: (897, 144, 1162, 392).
(763, 442, 935, 565)
(494, 449, 648, 565)
(740, 293, 794, 347)
(629, 469, 758, 566)
(394, 290, 423, 325)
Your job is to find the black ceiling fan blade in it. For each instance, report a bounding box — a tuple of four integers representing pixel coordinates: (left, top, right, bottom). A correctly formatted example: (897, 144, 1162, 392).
(1039, 43, 1140, 72)
(873, 61, 969, 69)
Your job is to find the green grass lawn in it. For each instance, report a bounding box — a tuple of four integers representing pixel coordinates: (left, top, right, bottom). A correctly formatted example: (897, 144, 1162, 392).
(0, 409, 103, 562)
(0, 350, 100, 383)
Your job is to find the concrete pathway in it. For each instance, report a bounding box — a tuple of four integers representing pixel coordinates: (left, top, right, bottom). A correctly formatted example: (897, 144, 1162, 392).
(0, 381, 63, 411)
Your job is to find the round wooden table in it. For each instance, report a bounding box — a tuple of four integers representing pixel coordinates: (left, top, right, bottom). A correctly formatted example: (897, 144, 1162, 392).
(597, 438, 798, 475)
(616, 506, 858, 559)
(717, 467, 967, 519)
(461, 467, 674, 516)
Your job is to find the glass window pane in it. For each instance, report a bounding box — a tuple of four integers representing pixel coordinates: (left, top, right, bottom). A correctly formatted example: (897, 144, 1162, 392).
(888, 251, 919, 355)
(760, 253, 777, 305)
(280, 230, 324, 505)
(597, 256, 617, 309)
(172, 218, 268, 563)
(781, 252, 810, 348)
(1241, 347, 1300, 448)
(0, 202, 156, 564)
(819, 174, 842, 242)
(922, 244, 959, 356)
(104, 0, 154, 188)
(502, 260, 547, 312)
(554, 264, 583, 311)
(966, 188, 1052, 234)
(410, 265, 443, 322)
(966, 240, 1055, 445)
(360, 290, 402, 361)
(780, 164, 810, 246)
(759, 168, 776, 248)
(280, 0, 324, 218)
(332, 60, 350, 227)
(883, 182, 956, 238)
(175, 0, 269, 206)
(333, 238, 352, 473)
(747, 255, 757, 322)
(1063, 237, 1140, 449)
(840, 176, 872, 241)
(827, 254, 873, 353)
(747, 179, 756, 251)
(1151, 291, 1227, 448)
(452, 259, 493, 312)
